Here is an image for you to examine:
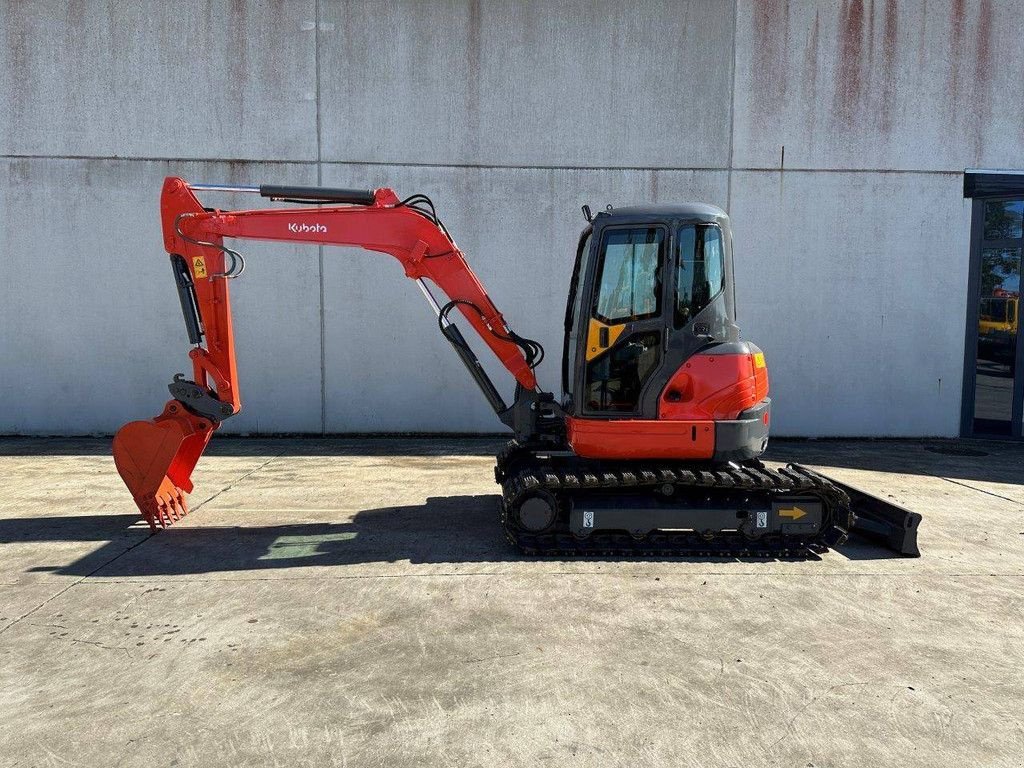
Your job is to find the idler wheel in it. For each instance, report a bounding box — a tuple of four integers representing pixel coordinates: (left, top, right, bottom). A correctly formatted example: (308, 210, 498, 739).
(516, 492, 558, 532)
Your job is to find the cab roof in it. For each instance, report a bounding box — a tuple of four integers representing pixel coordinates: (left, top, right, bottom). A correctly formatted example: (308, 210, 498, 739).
(596, 203, 727, 222)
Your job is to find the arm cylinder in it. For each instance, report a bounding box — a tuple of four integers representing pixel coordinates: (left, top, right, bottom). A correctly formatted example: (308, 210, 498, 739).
(259, 184, 376, 205)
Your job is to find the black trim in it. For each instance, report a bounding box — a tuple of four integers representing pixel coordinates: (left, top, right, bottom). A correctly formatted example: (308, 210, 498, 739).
(821, 472, 922, 556)
(713, 399, 770, 462)
(170, 254, 203, 345)
(440, 323, 508, 416)
(562, 228, 592, 399)
(963, 170, 1024, 199)
(960, 196, 1024, 439)
(259, 184, 376, 205)
(168, 375, 235, 421)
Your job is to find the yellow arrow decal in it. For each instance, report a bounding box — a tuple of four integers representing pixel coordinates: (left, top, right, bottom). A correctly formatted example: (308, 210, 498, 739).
(778, 506, 807, 520)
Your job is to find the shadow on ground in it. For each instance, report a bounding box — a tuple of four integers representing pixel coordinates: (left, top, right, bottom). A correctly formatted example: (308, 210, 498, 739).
(1, 494, 914, 578)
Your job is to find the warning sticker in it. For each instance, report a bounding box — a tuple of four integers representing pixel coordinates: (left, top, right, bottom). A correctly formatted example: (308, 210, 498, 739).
(192, 256, 208, 279)
(583, 511, 595, 528)
(756, 510, 768, 528)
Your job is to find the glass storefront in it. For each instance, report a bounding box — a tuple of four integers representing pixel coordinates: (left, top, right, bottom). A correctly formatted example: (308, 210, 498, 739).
(969, 200, 1023, 437)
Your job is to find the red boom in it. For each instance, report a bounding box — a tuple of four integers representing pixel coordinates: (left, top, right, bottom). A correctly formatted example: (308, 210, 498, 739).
(113, 176, 537, 529)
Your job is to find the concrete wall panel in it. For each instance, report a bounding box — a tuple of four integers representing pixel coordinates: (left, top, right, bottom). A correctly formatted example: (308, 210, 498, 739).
(318, 0, 734, 168)
(0, 1, 318, 161)
(730, 169, 970, 436)
(733, 0, 1024, 171)
(0, 159, 322, 435)
(0, 2, 997, 438)
(320, 164, 728, 431)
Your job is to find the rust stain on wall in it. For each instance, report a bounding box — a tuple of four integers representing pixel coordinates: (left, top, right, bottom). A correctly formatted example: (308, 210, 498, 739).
(801, 9, 821, 139)
(803, 9, 821, 98)
(751, 0, 790, 114)
(949, 0, 966, 97)
(916, 0, 928, 68)
(945, 0, 997, 156)
(865, 0, 875, 67)
(879, 0, 899, 132)
(972, 0, 994, 154)
(3, 11, 29, 112)
(833, 0, 865, 126)
(465, 0, 482, 156)
(228, 0, 249, 117)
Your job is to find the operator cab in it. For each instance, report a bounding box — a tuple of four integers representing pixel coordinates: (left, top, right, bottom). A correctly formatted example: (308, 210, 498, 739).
(562, 204, 741, 420)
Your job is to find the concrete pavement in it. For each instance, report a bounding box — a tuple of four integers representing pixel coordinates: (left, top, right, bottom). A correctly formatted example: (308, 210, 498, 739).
(1, 437, 1022, 767)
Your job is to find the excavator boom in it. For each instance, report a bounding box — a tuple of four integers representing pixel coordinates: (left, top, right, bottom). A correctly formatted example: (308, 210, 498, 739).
(114, 177, 547, 530)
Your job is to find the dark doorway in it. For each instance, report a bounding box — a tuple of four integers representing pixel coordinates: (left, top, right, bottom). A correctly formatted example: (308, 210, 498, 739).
(962, 188, 1024, 438)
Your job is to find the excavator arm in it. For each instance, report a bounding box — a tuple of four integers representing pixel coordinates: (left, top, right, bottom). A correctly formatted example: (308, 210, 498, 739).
(113, 176, 549, 530)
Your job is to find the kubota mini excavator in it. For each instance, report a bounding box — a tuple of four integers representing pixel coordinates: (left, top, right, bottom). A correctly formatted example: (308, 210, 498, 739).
(112, 177, 921, 556)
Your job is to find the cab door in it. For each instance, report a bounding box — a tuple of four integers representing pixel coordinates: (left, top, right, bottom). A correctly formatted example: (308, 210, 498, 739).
(577, 225, 669, 417)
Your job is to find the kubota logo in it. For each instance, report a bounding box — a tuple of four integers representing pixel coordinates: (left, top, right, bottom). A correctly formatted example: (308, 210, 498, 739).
(287, 222, 327, 234)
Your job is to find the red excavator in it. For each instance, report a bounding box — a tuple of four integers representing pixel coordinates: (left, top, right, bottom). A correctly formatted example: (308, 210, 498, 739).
(112, 177, 920, 556)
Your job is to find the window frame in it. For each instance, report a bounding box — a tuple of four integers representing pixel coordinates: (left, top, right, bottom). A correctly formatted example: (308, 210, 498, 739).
(674, 222, 727, 329)
(590, 225, 668, 326)
(960, 194, 1024, 439)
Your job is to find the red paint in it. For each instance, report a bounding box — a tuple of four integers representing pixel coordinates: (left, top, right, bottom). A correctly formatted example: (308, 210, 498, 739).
(112, 401, 214, 530)
(567, 351, 770, 461)
(171, 179, 539, 391)
(658, 352, 769, 421)
(114, 176, 541, 529)
(567, 417, 716, 460)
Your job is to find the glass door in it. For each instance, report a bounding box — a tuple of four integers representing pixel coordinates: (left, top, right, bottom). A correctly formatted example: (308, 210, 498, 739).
(965, 199, 1023, 437)
(582, 226, 667, 415)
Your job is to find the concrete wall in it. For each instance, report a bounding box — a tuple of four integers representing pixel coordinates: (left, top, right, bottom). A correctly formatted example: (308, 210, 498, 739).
(1, 1, 1020, 437)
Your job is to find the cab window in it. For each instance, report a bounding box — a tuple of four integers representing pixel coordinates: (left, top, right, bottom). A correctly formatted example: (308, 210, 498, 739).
(592, 227, 664, 324)
(676, 225, 724, 327)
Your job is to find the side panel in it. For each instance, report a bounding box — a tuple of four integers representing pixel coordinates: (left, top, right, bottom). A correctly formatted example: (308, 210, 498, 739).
(566, 417, 715, 460)
(566, 397, 771, 461)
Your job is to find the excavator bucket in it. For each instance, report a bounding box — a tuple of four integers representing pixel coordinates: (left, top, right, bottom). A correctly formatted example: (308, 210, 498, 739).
(112, 400, 217, 530)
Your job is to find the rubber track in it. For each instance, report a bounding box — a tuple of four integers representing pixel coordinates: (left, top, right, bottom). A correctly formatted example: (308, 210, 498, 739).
(496, 443, 853, 558)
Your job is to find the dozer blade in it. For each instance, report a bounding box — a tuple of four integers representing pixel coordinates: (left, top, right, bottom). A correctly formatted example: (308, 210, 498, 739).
(112, 400, 217, 531)
(794, 466, 922, 557)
